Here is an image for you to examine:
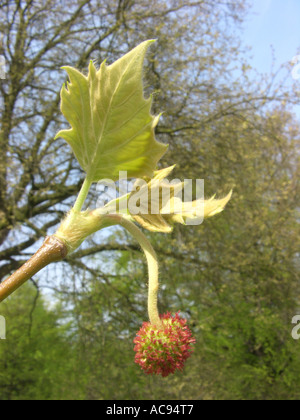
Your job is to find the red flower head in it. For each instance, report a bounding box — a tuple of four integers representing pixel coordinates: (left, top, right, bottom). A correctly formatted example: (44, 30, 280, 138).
(134, 311, 196, 377)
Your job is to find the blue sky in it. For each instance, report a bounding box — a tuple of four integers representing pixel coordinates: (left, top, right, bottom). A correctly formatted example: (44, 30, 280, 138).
(243, 0, 300, 74)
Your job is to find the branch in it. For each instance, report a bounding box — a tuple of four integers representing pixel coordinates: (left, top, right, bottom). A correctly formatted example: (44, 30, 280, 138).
(0, 236, 67, 302)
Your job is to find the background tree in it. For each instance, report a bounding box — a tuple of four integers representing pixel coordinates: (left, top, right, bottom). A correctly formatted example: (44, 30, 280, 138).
(0, 282, 74, 400)
(0, 0, 257, 279)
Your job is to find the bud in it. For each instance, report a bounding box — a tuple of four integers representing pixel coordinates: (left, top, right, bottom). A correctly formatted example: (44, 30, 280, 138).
(134, 312, 196, 377)
(54, 209, 119, 253)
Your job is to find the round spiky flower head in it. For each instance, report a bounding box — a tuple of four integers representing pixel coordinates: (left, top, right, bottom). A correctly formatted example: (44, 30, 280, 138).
(134, 312, 196, 377)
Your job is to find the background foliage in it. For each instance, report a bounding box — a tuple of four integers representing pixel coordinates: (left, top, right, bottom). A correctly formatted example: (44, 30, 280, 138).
(0, 0, 299, 400)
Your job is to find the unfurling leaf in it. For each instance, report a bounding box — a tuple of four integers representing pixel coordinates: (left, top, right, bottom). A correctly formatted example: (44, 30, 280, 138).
(129, 166, 232, 232)
(55, 40, 168, 182)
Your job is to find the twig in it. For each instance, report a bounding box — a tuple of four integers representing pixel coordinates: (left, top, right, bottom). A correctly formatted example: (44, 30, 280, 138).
(0, 236, 67, 302)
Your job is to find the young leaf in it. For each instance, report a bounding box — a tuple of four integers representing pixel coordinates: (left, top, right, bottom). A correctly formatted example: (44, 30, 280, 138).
(128, 166, 232, 232)
(55, 40, 168, 182)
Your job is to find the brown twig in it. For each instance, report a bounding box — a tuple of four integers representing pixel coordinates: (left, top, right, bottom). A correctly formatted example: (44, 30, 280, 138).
(0, 236, 67, 303)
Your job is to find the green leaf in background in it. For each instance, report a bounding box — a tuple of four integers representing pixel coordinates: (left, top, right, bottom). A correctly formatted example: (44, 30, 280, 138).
(55, 40, 168, 182)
